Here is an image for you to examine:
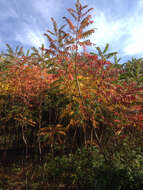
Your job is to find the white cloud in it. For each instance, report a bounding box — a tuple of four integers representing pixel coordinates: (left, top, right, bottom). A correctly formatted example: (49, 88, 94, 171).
(12, 0, 65, 49)
(123, 27, 143, 55)
(91, 11, 124, 46)
(89, 3, 143, 57)
(122, 2, 143, 56)
(123, 5, 143, 55)
(138, 0, 143, 10)
(89, 10, 130, 55)
(15, 26, 46, 48)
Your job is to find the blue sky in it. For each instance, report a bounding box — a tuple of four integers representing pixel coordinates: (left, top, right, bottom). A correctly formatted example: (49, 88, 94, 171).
(0, 0, 143, 64)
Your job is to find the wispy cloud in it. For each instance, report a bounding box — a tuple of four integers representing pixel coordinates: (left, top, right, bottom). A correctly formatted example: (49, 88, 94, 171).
(15, 24, 46, 48)
(138, 0, 143, 10)
(123, 26, 143, 56)
(13, 0, 66, 49)
(89, 0, 143, 57)
(0, 0, 18, 20)
(91, 11, 126, 47)
(32, 0, 65, 21)
(123, 1, 143, 56)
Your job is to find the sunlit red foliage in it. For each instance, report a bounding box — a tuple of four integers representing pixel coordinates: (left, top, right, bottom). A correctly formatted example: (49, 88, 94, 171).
(5, 63, 57, 107)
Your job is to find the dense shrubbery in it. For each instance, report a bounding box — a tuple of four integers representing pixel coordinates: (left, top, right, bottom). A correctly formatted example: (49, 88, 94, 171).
(0, 0, 143, 189)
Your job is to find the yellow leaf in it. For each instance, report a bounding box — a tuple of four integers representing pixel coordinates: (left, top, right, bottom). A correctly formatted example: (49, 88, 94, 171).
(58, 131, 66, 135)
(93, 120, 98, 128)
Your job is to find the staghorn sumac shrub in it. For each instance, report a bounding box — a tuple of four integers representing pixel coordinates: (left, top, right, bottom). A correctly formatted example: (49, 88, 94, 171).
(0, 0, 143, 163)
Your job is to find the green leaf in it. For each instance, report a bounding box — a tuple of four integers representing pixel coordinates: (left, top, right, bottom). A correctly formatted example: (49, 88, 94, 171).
(105, 52, 117, 59)
(96, 47, 102, 57)
(103, 43, 109, 54)
(26, 49, 30, 56)
(51, 17, 58, 36)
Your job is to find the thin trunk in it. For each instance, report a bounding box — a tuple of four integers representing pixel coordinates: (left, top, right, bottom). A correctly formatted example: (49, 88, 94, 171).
(94, 128, 108, 163)
(22, 125, 27, 145)
(38, 100, 42, 158)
